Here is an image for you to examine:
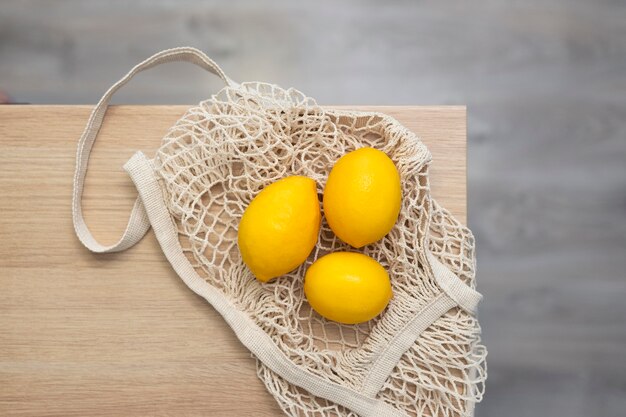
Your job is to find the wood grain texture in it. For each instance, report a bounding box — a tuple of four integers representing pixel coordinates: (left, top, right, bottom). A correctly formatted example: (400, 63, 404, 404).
(0, 105, 466, 417)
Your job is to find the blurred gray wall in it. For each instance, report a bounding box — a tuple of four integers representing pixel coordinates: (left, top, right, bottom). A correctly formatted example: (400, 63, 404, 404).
(1, 1, 625, 416)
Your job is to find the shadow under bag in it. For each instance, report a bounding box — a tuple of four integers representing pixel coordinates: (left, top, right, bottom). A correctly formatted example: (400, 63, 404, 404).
(73, 47, 487, 417)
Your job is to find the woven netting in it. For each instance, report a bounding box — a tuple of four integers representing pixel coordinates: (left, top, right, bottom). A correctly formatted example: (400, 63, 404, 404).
(153, 82, 486, 417)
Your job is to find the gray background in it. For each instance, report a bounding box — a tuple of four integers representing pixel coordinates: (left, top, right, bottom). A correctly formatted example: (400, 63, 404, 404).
(1, 1, 625, 416)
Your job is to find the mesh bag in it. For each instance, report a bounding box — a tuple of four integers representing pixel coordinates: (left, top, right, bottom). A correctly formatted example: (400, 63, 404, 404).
(73, 48, 486, 417)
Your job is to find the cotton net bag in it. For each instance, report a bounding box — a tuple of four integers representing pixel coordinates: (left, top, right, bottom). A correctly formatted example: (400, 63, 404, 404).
(73, 47, 487, 417)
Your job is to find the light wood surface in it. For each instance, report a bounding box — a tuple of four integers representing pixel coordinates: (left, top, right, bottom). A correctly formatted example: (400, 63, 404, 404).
(0, 105, 466, 416)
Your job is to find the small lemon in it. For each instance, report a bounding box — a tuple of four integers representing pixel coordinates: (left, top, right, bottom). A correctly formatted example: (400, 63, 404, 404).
(238, 176, 321, 282)
(304, 252, 392, 324)
(323, 147, 401, 248)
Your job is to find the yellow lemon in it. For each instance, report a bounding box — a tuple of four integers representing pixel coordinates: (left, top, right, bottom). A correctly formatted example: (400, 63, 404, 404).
(238, 176, 321, 282)
(323, 147, 401, 248)
(304, 252, 392, 324)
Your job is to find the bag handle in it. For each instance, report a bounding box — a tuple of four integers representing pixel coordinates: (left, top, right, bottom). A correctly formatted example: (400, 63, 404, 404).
(73, 47, 234, 253)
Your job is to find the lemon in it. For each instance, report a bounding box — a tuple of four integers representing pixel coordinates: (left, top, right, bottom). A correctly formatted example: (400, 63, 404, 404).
(238, 176, 321, 282)
(323, 147, 401, 248)
(304, 252, 392, 324)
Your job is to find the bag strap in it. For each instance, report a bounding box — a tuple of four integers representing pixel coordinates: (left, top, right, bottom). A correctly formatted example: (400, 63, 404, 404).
(72, 47, 233, 253)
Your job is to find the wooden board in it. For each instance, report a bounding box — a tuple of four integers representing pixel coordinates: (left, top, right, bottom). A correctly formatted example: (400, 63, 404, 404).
(0, 105, 466, 416)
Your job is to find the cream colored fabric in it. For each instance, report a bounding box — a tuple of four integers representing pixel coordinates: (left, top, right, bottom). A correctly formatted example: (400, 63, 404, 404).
(72, 47, 233, 253)
(73, 47, 487, 417)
